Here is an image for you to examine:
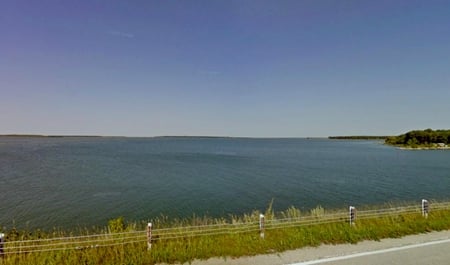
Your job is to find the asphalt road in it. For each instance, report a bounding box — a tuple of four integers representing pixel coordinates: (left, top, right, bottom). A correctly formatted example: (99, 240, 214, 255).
(293, 238, 450, 265)
(184, 230, 450, 265)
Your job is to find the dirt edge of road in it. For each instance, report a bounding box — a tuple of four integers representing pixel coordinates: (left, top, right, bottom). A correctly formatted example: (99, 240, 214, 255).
(167, 230, 450, 265)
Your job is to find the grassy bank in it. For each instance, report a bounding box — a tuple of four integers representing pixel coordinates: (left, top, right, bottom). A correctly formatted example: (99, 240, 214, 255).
(1, 202, 449, 265)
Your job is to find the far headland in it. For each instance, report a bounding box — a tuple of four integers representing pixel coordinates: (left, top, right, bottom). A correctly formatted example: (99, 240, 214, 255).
(330, 129, 450, 150)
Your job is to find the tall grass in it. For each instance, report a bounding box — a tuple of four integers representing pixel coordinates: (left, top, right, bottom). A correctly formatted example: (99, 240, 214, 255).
(1, 202, 449, 265)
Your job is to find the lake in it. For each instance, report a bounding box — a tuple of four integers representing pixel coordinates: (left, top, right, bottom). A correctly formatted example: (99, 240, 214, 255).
(0, 136, 449, 230)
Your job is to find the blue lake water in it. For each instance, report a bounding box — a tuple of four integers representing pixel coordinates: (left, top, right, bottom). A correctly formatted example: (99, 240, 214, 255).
(0, 136, 449, 229)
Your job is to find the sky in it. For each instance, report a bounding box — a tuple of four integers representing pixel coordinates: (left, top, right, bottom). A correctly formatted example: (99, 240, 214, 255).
(1, 0, 450, 137)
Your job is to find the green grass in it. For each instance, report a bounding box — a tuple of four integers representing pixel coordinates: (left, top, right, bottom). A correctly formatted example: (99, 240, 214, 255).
(1, 203, 449, 265)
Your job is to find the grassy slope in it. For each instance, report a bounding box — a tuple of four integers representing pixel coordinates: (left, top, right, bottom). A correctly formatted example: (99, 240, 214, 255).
(1, 206, 449, 265)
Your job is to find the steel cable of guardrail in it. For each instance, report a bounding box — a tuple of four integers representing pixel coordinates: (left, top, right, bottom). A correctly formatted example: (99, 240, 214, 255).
(2, 239, 147, 255)
(361, 207, 420, 214)
(357, 210, 421, 219)
(269, 213, 348, 224)
(152, 220, 260, 233)
(5, 235, 146, 249)
(4, 202, 442, 254)
(4, 234, 147, 250)
(262, 219, 342, 229)
(152, 228, 262, 241)
(3, 237, 147, 252)
(1, 210, 424, 250)
(432, 205, 449, 208)
(268, 214, 347, 223)
(2, 203, 449, 255)
(3, 229, 147, 244)
(361, 209, 418, 217)
(266, 218, 346, 229)
(159, 222, 259, 232)
(154, 225, 261, 238)
(152, 224, 260, 238)
(265, 218, 348, 230)
(152, 222, 259, 233)
(151, 216, 351, 240)
(272, 213, 348, 222)
(153, 226, 260, 239)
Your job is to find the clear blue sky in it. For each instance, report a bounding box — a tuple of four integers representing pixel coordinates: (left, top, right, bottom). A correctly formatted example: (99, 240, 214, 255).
(1, 0, 449, 137)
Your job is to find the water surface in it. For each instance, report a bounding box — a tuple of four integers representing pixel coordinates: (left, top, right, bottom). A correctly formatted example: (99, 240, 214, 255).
(0, 137, 449, 229)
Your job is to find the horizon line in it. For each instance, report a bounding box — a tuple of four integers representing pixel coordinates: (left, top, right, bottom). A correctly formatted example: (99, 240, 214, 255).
(0, 133, 392, 139)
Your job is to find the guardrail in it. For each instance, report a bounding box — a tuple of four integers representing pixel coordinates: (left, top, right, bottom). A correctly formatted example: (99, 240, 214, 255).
(1, 200, 449, 255)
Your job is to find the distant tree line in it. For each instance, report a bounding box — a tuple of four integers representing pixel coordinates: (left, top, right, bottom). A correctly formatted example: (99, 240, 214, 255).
(329, 136, 389, 140)
(385, 129, 450, 146)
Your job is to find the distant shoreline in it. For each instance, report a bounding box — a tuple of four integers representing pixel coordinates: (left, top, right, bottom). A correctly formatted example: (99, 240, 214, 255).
(396, 146, 450, 150)
(328, 136, 389, 140)
(0, 134, 329, 140)
(0, 134, 104, 138)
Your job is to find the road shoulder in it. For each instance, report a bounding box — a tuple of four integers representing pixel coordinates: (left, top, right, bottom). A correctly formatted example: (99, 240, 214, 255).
(181, 230, 450, 265)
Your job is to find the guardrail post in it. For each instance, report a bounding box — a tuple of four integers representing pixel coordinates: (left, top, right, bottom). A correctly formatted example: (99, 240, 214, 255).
(147, 223, 152, 250)
(349, 206, 356, 225)
(422, 199, 429, 218)
(259, 214, 265, 239)
(0, 233, 4, 255)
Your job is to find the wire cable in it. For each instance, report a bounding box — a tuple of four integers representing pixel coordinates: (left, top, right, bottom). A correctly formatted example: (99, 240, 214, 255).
(2, 203, 448, 254)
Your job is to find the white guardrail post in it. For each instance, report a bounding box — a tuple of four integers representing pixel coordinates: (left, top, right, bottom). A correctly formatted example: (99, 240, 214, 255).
(0, 233, 4, 255)
(147, 223, 152, 250)
(259, 214, 265, 239)
(349, 206, 356, 226)
(422, 199, 429, 218)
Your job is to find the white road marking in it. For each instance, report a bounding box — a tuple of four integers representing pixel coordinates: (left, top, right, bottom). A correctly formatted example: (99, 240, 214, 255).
(288, 238, 450, 265)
